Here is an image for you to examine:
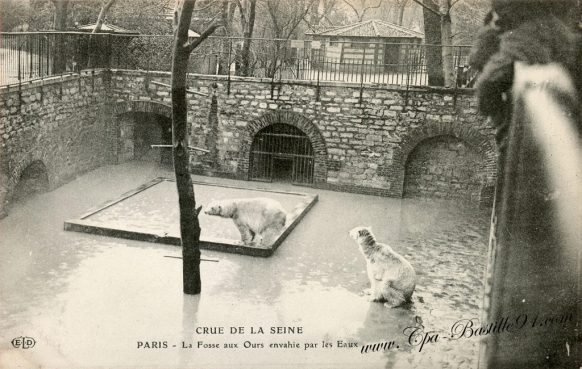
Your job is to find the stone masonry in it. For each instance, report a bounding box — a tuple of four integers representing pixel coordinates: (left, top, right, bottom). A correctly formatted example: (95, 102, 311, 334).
(110, 70, 496, 200)
(0, 71, 116, 217)
(0, 69, 497, 216)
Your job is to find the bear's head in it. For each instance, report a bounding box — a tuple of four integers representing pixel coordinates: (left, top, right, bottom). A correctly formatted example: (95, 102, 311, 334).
(204, 200, 223, 216)
(349, 226, 374, 243)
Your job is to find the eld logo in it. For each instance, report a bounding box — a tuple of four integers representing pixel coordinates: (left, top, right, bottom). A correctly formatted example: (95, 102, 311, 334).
(11, 337, 36, 349)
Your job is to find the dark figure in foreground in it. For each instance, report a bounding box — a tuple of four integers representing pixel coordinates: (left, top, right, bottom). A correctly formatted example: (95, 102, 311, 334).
(470, 1, 582, 368)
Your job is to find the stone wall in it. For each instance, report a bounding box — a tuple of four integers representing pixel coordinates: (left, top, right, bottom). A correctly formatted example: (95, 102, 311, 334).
(403, 135, 486, 201)
(0, 71, 115, 216)
(0, 69, 497, 217)
(110, 70, 497, 201)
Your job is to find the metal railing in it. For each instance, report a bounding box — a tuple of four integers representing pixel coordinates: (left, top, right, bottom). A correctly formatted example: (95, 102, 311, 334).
(0, 32, 113, 85)
(0, 32, 476, 88)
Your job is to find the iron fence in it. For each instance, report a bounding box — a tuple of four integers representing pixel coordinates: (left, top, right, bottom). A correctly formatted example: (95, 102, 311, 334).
(250, 123, 315, 184)
(0, 32, 476, 88)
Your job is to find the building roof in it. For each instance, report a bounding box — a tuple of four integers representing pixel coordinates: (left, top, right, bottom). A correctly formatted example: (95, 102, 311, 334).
(306, 19, 423, 39)
(75, 22, 138, 35)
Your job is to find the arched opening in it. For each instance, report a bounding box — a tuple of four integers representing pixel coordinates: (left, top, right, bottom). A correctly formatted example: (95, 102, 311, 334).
(12, 160, 49, 204)
(250, 124, 314, 183)
(118, 112, 172, 166)
(403, 135, 485, 202)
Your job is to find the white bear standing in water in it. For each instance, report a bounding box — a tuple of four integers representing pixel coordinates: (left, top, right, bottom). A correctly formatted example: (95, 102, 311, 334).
(349, 226, 416, 307)
(204, 197, 287, 247)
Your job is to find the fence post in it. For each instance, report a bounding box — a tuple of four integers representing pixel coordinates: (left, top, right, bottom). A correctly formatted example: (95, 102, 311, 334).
(46, 34, 51, 76)
(315, 51, 321, 102)
(227, 37, 231, 96)
(405, 45, 411, 105)
(28, 35, 32, 79)
(17, 44, 21, 83)
(359, 46, 366, 104)
(17, 44, 22, 110)
(106, 33, 112, 70)
(453, 46, 460, 108)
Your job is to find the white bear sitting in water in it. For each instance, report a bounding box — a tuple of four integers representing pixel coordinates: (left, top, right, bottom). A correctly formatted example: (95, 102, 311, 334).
(204, 197, 287, 247)
(349, 226, 416, 307)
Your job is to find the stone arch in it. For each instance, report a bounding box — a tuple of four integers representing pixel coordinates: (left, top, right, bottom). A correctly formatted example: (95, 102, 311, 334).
(1, 154, 51, 217)
(12, 160, 49, 203)
(391, 121, 497, 201)
(239, 110, 328, 183)
(10, 153, 52, 191)
(113, 100, 172, 118)
(113, 100, 173, 164)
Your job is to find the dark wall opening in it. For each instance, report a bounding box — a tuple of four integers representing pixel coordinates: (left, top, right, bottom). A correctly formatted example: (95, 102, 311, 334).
(250, 124, 314, 183)
(133, 112, 172, 166)
(403, 135, 485, 202)
(12, 160, 49, 204)
(118, 112, 172, 166)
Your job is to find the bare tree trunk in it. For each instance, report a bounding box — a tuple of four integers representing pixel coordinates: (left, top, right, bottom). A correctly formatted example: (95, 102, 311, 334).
(240, 0, 256, 76)
(396, 0, 407, 25)
(52, 0, 68, 29)
(217, 0, 234, 75)
(52, 0, 68, 74)
(421, 0, 444, 86)
(88, 0, 117, 69)
(439, 0, 454, 86)
(93, 0, 116, 33)
(172, 0, 220, 295)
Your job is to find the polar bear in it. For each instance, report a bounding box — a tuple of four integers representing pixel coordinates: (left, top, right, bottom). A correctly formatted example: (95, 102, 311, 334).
(349, 226, 416, 307)
(204, 197, 287, 247)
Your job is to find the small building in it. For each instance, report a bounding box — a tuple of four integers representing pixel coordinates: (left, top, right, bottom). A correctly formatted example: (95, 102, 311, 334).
(72, 22, 138, 70)
(305, 20, 423, 72)
(74, 22, 139, 35)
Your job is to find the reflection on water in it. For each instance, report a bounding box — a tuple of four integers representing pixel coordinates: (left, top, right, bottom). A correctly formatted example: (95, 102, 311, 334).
(0, 162, 490, 368)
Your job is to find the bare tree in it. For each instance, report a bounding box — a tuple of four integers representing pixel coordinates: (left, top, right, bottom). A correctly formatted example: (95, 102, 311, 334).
(235, 0, 257, 76)
(302, 0, 341, 30)
(87, 0, 117, 68)
(217, 0, 236, 75)
(52, 0, 68, 29)
(93, 0, 117, 33)
(412, 0, 455, 86)
(265, 0, 316, 78)
(51, 0, 68, 73)
(171, 0, 222, 294)
(394, 0, 409, 25)
(342, 0, 383, 22)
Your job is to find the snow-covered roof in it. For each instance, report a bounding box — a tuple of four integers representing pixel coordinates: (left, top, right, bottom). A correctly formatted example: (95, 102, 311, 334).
(75, 22, 138, 34)
(306, 19, 423, 39)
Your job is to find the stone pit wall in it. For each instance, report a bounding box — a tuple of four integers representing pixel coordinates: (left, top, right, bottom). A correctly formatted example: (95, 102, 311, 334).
(0, 69, 497, 217)
(0, 71, 116, 216)
(110, 70, 496, 199)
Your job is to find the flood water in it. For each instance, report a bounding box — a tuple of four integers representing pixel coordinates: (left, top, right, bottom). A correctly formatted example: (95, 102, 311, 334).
(0, 161, 491, 369)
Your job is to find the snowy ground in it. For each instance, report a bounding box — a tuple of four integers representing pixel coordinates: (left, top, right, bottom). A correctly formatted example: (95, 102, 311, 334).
(0, 160, 490, 369)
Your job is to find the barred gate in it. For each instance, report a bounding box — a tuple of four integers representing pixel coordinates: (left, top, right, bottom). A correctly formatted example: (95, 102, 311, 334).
(250, 124, 314, 184)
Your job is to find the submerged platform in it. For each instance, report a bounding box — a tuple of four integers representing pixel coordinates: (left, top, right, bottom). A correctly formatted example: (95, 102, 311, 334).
(64, 177, 318, 257)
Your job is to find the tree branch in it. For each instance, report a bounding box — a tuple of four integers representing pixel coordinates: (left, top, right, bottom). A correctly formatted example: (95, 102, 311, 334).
(360, 0, 383, 21)
(342, 0, 362, 21)
(411, 0, 440, 16)
(185, 22, 223, 53)
(235, 0, 247, 29)
(193, 1, 216, 12)
(93, 0, 117, 33)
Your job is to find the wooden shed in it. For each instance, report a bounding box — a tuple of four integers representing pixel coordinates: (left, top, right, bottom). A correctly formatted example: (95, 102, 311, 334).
(305, 20, 423, 72)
